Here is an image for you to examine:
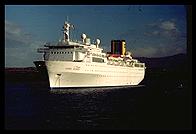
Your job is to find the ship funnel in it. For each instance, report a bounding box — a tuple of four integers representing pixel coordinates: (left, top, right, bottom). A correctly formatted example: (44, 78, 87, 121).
(111, 40, 126, 55)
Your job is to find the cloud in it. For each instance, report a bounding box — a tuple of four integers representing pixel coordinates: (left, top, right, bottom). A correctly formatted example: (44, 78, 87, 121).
(5, 40, 44, 67)
(131, 42, 186, 58)
(144, 20, 180, 39)
(117, 19, 186, 57)
(159, 21, 177, 31)
(132, 47, 158, 57)
(144, 30, 160, 36)
(5, 20, 43, 67)
(5, 20, 22, 35)
(152, 30, 159, 35)
(146, 20, 177, 31)
(5, 20, 33, 47)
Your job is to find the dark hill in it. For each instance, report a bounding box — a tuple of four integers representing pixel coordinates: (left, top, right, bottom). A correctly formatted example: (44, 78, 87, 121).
(138, 53, 191, 94)
(137, 53, 188, 72)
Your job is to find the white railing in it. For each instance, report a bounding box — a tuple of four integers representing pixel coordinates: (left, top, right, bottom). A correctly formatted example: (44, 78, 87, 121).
(37, 48, 49, 53)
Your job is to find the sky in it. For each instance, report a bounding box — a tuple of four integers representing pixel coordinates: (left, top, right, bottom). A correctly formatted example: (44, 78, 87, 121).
(5, 5, 187, 67)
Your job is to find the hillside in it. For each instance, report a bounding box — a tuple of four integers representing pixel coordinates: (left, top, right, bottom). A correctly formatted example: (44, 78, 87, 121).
(137, 53, 189, 72)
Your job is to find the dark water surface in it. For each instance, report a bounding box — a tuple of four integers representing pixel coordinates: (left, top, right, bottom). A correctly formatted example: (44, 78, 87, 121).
(5, 71, 192, 130)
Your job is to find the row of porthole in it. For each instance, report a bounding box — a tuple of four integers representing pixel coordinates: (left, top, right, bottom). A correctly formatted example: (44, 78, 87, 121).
(85, 64, 130, 69)
(84, 69, 127, 73)
(51, 51, 73, 54)
(86, 64, 98, 66)
(86, 69, 127, 73)
(84, 70, 129, 74)
(96, 75, 131, 77)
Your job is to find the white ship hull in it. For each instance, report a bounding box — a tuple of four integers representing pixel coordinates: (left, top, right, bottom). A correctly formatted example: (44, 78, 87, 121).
(46, 61, 145, 88)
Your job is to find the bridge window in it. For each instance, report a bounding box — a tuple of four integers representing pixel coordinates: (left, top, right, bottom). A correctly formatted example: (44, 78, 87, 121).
(92, 57, 104, 63)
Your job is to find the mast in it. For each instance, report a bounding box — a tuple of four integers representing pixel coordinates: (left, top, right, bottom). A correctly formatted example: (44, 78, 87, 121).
(63, 20, 74, 43)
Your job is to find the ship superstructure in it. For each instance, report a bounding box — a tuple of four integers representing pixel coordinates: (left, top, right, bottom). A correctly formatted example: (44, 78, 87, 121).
(35, 21, 146, 88)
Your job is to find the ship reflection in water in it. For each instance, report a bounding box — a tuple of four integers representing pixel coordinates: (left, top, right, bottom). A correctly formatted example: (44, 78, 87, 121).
(50, 85, 145, 94)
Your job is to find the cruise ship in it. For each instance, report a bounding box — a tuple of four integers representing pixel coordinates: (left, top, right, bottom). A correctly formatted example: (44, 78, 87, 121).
(34, 21, 146, 88)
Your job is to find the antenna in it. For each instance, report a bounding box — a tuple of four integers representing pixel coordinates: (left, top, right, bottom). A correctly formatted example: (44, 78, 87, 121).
(66, 16, 69, 22)
(63, 17, 74, 43)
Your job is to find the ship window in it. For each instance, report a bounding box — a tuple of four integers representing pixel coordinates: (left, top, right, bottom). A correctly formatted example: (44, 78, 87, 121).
(68, 52, 69, 54)
(51, 52, 53, 54)
(57, 52, 59, 54)
(54, 52, 56, 54)
(135, 64, 139, 67)
(71, 52, 72, 54)
(65, 52, 66, 54)
(92, 57, 104, 63)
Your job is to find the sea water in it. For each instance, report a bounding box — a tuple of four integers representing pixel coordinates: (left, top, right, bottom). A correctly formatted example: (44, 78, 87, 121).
(5, 71, 191, 130)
